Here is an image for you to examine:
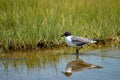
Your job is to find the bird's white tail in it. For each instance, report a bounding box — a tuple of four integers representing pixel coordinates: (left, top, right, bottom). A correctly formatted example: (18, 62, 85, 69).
(90, 40, 97, 43)
(91, 65, 103, 68)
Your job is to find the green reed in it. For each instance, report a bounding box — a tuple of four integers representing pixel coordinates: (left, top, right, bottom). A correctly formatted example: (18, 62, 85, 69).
(0, 0, 120, 50)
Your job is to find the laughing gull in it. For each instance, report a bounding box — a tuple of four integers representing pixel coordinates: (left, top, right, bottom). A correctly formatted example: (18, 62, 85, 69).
(61, 31, 98, 54)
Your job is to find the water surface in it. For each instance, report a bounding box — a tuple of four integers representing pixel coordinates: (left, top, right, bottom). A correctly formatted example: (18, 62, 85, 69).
(0, 47, 120, 80)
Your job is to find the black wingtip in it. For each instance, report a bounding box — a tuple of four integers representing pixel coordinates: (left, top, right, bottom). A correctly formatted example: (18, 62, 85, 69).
(93, 39, 104, 42)
(93, 39, 106, 44)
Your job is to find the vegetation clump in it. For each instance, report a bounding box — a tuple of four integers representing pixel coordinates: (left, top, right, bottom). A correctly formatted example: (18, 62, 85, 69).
(0, 0, 120, 52)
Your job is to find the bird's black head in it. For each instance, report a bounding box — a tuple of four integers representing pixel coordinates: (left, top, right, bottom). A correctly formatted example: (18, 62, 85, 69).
(61, 31, 72, 37)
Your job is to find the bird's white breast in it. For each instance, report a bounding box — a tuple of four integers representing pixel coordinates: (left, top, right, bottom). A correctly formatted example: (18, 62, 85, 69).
(65, 36, 76, 47)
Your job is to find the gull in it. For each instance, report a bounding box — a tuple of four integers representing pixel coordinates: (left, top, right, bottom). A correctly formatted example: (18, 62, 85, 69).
(61, 31, 98, 54)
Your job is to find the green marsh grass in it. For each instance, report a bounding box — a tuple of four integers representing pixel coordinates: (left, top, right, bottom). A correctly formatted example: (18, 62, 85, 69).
(0, 0, 120, 51)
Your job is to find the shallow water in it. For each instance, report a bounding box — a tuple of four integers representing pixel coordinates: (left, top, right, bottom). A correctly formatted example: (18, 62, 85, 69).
(0, 47, 120, 80)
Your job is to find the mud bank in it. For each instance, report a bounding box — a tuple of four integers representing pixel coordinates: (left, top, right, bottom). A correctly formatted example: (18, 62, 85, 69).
(0, 37, 120, 53)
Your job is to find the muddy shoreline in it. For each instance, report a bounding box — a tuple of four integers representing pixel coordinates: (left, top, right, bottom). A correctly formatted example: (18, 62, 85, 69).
(0, 37, 120, 53)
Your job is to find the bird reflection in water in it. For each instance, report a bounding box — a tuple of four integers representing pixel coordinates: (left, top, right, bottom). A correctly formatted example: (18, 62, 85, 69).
(62, 54, 102, 77)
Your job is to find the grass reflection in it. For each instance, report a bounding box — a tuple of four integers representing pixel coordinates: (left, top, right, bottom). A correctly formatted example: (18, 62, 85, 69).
(0, 51, 62, 71)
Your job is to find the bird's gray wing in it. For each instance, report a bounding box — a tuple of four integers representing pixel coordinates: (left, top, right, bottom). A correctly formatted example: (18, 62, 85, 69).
(71, 36, 92, 46)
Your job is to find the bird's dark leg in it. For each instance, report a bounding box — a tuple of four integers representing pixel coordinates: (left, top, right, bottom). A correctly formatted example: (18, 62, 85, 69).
(76, 46, 83, 55)
(76, 54, 79, 60)
(76, 48, 79, 55)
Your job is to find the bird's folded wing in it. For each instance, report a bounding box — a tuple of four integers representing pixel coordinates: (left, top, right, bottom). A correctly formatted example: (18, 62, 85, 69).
(71, 36, 92, 44)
